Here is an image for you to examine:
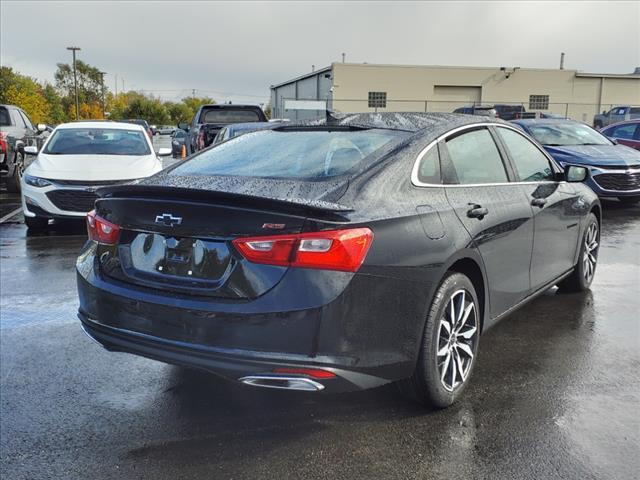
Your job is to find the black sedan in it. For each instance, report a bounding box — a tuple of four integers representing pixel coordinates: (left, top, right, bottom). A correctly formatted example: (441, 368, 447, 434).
(77, 113, 600, 408)
(170, 129, 188, 158)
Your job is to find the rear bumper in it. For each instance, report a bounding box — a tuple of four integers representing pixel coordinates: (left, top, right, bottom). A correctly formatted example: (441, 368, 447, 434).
(79, 312, 384, 392)
(76, 243, 430, 392)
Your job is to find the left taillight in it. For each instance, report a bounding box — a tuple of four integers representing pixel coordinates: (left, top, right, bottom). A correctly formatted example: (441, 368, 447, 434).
(86, 210, 120, 245)
(0, 132, 7, 155)
(232, 227, 373, 272)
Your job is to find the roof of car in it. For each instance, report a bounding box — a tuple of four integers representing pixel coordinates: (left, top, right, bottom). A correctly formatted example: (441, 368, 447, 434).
(293, 112, 509, 133)
(601, 119, 640, 129)
(56, 121, 146, 131)
(512, 118, 579, 127)
(228, 121, 280, 132)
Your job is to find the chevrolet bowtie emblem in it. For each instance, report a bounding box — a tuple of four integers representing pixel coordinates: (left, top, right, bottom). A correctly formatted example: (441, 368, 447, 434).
(155, 213, 182, 227)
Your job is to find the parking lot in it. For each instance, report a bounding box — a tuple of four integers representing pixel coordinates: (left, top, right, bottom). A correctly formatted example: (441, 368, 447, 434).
(0, 127, 638, 479)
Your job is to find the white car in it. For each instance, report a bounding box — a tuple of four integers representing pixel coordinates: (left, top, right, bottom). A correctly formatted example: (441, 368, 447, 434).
(21, 121, 170, 230)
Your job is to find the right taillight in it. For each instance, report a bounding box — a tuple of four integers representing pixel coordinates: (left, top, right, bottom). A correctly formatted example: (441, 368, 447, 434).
(86, 210, 120, 245)
(233, 227, 373, 272)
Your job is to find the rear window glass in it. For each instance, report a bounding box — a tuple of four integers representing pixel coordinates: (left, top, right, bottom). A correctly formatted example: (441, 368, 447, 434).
(170, 129, 407, 179)
(43, 128, 151, 155)
(0, 108, 11, 126)
(202, 109, 261, 123)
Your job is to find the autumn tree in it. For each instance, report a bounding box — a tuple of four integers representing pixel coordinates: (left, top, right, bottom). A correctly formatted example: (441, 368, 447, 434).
(0, 67, 50, 124)
(55, 60, 106, 120)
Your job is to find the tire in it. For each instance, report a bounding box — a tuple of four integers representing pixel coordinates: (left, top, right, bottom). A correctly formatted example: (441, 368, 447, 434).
(557, 213, 599, 292)
(399, 272, 481, 408)
(618, 196, 640, 205)
(5, 152, 24, 193)
(24, 215, 49, 230)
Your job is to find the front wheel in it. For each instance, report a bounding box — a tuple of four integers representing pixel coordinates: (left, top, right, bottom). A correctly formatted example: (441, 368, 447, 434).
(558, 213, 599, 292)
(399, 272, 480, 408)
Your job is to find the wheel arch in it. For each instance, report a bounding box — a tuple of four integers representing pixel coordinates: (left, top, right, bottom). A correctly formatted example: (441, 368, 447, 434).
(446, 256, 488, 333)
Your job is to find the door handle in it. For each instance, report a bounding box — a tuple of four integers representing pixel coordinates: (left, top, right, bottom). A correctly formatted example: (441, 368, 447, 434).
(531, 198, 547, 207)
(467, 204, 489, 219)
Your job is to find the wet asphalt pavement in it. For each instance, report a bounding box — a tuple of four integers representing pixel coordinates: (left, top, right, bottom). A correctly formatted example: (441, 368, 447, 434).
(1, 145, 639, 478)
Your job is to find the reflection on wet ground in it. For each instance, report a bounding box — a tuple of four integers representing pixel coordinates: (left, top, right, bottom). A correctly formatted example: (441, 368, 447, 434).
(0, 193, 638, 479)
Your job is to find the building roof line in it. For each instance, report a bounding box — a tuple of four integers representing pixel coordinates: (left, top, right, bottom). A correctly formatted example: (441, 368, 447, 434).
(270, 66, 332, 90)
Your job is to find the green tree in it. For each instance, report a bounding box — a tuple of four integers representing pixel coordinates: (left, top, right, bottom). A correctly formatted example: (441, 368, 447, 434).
(55, 60, 106, 119)
(0, 67, 50, 124)
(42, 84, 66, 124)
(114, 92, 170, 125)
(164, 101, 193, 124)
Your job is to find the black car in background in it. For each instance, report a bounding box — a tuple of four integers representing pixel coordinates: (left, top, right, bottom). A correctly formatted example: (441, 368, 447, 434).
(122, 118, 153, 140)
(77, 113, 600, 408)
(452, 105, 497, 117)
(170, 129, 188, 158)
(0, 104, 43, 192)
(212, 121, 282, 145)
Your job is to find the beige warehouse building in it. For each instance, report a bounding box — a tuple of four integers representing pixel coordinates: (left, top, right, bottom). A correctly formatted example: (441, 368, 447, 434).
(271, 62, 640, 124)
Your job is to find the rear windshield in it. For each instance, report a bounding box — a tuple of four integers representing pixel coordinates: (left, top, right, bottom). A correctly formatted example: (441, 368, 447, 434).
(170, 129, 407, 179)
(0, 108, 11, 126)
(43, 128, 151, 155)
(201, 109, 262, 123)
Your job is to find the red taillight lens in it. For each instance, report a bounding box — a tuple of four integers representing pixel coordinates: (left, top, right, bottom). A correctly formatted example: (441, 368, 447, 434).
(86, 210, 120, 245)
(273, 368, 336, 379)
(0, 132, 7, 154)
(232, 227, 373, 272)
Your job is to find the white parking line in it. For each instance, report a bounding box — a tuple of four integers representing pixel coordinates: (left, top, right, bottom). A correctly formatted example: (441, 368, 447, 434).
(0, 207, 22, 224)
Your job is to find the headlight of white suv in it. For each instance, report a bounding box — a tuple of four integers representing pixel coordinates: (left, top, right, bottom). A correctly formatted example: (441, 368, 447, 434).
(24, 174, 53, 188)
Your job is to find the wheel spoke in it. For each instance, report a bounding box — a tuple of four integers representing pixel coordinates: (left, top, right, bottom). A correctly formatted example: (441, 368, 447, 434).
(440, 352, 451, 383)
(440, 320, 451, 335)
(456, 303, 474, 332)
(456, 342, 474, 358)
(437, 345, 449, 357)
(456, 291, 466, 325)
(454, 349, 466, 381)
(450, 352, 457, 386)
(458, 325, 477, 340)
(449, 297, 456, 326)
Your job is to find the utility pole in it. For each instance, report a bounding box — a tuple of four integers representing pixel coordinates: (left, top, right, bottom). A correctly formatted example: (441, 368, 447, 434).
(66, 46, 81, 120)
(121, 78, 125, 93)
(192, 89, 196, 98)
(115, 74, 118, 98)
(99, 71, 107, 118)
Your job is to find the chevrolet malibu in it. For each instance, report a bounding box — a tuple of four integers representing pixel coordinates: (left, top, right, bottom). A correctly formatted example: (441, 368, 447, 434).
(77, 113, 600, 408)
(21, 121, 169, 230)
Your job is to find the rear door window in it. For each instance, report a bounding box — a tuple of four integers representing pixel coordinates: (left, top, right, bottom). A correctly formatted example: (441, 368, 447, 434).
(10, 109, 26, 128)
(608, 123, 637, 140)
(442, 128, 509, 184)
(496, 127, 555, 182)
(0, 107, 11, 126)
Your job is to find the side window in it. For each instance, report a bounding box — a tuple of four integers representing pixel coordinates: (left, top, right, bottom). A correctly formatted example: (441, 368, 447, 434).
(19, 110, 34, 130)
(10, 109, 26, 128)
(609, 124, 636, 140)
(443, 129, 508, 184)
(497, 127, 555, 182)
(416, 145, 441, 184)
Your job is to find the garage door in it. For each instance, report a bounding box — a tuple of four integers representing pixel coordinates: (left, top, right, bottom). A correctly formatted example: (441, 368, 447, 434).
(432, 85, 482, 112)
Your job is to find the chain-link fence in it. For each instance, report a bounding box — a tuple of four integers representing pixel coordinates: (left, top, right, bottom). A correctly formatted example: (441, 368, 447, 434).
(281, 98, 638, 126)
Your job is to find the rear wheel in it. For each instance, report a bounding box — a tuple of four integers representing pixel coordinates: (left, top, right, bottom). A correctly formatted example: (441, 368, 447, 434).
(6, 152, 24, 193)
(558, 213, 599, 292)
(399, 272, 480, 408)
(24, 215, 49, 230)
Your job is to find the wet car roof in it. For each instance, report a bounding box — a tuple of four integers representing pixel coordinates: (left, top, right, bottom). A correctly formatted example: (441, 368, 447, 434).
(290, 112, 507, 133)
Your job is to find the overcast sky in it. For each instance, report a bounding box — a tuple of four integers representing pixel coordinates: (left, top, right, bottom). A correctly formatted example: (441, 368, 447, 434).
(2, 1, 639, 104)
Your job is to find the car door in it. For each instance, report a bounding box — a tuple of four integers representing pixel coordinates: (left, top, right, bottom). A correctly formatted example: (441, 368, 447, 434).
(493, 125, 583, 291)
(441, 126, 534, 318)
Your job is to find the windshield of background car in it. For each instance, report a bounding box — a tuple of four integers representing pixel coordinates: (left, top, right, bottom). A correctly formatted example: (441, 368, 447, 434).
(202, 109, 261, 123)
(527, 123, 612, 146)
(43, 128, 151, 155)
(169, 129, 408, 179)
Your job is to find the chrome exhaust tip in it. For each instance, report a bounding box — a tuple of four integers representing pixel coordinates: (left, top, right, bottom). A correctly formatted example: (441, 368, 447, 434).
(239, 375, 325, 392)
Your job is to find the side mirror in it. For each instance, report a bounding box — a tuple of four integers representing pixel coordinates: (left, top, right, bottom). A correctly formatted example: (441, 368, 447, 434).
(156, 147, 172, 156)
(565, 165, 588, 182)
(24, 145, 38, 155)
(37, 123, 47, 133)
(608, 137, 618, 145)
(178, 122, 189, 131)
